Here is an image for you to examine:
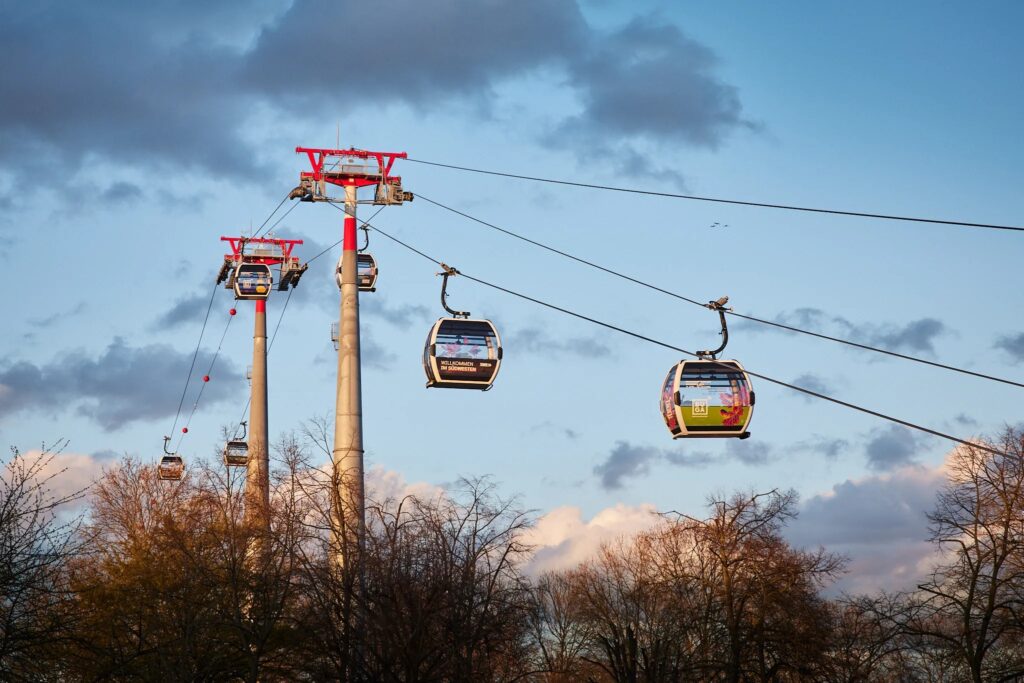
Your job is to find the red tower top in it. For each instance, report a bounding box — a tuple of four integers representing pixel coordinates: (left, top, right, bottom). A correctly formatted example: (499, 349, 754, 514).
(293, 147, 413, 204)
(296, 147, 406, 188)
(215, 236, 307, 292)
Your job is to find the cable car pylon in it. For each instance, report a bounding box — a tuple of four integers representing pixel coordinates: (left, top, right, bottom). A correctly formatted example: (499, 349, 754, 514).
(216, 235, 306, 529)
(293, 145, 412, 571)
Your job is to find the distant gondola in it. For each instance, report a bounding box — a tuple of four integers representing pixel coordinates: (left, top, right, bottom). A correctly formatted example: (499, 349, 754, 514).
(234, 263, 273, 300)
(423, 318, 502, 390)
(158, 455, 184, 480)
(223, 440, 249, 467)
(660, 359, 754, 438)
(336, 252, 378, 292)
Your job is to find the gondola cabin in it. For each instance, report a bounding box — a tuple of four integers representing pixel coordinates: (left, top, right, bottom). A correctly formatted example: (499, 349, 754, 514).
(234, 263, 273, 300)
(158, 455, 184, 481)
(660, 360, 754, 438)
(223, 440, 249, 467)
(423, 318, 502, 390)
(335, 253, 378, 292)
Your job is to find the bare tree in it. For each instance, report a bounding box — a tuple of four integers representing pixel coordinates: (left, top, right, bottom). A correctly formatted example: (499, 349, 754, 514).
(0, 441, 83, 681)
(293, 474, 536, 682)
(820, 594, 911, 682)
(903, 428, 1024, 683)
(564, 530, 701, 682)
(61, 449, 310, 682)
(672, 489, 844, 682)
(527, 570, 597, 681)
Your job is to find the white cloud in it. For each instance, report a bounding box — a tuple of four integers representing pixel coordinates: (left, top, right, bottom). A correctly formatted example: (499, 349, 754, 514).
(522, 502, 662, 576)
(365, 464, 445, 504)
(12, 447, 107, 512)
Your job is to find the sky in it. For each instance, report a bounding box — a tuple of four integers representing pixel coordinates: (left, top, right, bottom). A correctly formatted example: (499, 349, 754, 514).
(2, 0, 1023, 594)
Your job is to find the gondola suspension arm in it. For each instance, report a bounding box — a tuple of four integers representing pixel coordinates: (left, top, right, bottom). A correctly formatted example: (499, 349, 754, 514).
(438, 264, 470, 319)
(697, 296, 731, 360)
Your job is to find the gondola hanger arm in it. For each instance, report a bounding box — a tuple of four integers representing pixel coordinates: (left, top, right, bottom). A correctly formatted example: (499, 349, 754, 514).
(437, 263, 470, 318)
(697, 295, 732, 360)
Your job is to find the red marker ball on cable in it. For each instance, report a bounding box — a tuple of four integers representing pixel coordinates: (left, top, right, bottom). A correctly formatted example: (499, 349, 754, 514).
(182, 427, 188, 434)
(203, 375, 210, 382)
(229, 308, 237, 316)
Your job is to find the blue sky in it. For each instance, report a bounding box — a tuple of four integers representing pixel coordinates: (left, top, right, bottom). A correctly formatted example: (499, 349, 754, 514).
(2, 1, 1022, 592)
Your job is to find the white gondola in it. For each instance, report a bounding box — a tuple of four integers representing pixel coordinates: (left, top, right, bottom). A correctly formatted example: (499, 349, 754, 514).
(158, 455, 184, 481)
(223, 440, 249, 467)
(233, 263, 273, 300)
(335, 252, 378, 292)
(659, 296, 754, 439)
(422, 265, 502, 390)
(660, 359, 754, 439)
(423, 318, 502, 390)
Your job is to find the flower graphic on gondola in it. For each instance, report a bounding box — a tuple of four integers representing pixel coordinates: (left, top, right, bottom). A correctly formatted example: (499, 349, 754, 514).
(443, 336, 482, 358)
(719, 383, 750, 426)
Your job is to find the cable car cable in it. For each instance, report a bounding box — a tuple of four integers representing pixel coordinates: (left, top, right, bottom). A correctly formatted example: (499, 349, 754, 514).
(268, 287, 293, 353)
(416, 193, 1024, 390)
(252, 191, 293, 239)
(169, 281, 220, 438)
(255, 199, 300, 240)
(306, 206, 387, 264)
(362, 218, 1008, 458)
(406, 158, 1024, 233)
(166, 189, 299, 451)
(231, 205, 385, 429)
(176, 306, 235, 451)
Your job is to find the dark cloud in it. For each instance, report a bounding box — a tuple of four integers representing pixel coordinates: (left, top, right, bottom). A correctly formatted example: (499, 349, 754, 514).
(595, 437, 769, 489)
(739, 308, 948, 354)
(726, 439, 772, 465)
(507, 327, 611, 359)
(787, 466, 945, 594)
(1, 2, 749, 188)
(995, 332, 1024, 364)
(99, 181, 144, 205)
(28, 302, 86, 329)
(664, 449, 715, 467)
(528, 421, 580, 440)
(361, 333, 397, 371)
(244, 0, 587, 108)
(151, 291, 211, 330)
(0, 3, 263, 178)
(541, 15, 754, 183)
(953, 413, 979, 427)
(278, 231, 338, 311)
(0, 338, 242, 431)
(868, 318, 946, 354)
(91, 449, 121, 461)
(864, 425, 927, 471)
(555, 16, 751, 149)
(361, 297, 430, 329)
(593, 441, 660, 490)
(791, 373, 832, 400)
(792, 435, 849, 459)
